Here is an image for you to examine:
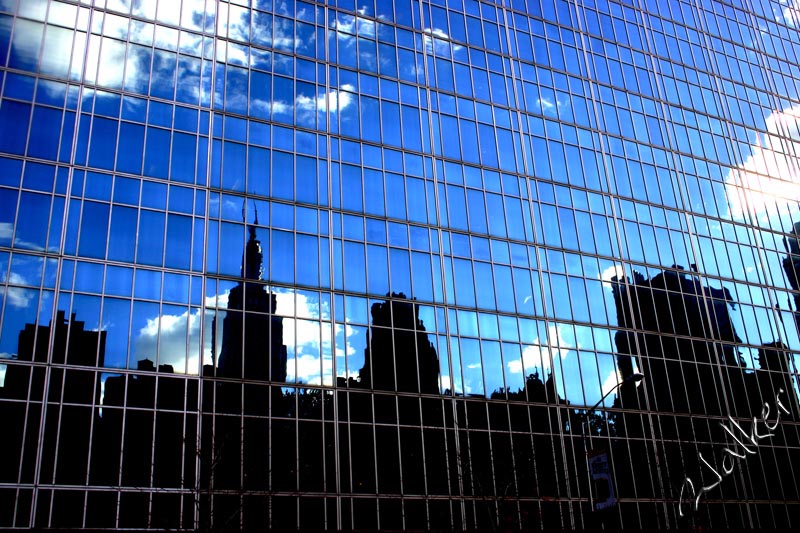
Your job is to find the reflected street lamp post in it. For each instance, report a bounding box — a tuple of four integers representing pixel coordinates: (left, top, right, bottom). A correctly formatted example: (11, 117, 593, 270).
(579, 372, 645, 514)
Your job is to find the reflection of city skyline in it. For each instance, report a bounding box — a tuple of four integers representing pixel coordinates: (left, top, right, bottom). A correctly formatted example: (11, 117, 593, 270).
(611, 261, 800, 414)
(612, 266, 745, 416)
(3, 15, 800, 526)
(2, 228, 800, 529)
(2, 310, 106, 402)
(4, 0, 800, 529)
(606, 255, 800, 529)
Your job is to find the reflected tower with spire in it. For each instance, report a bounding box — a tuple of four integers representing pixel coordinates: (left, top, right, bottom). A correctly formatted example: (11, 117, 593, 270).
(201, 206, 289, 530)
(215, 206, 287, 384)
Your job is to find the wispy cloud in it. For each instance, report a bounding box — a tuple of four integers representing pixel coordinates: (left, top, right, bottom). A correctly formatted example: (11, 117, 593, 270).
(538, 97, 555, 111)
(296, 84, 355, 114)
(423, 27, 464, 56)
(2, 272, 35, 309)
(507, 324, 571, 377)
(781, 0, 800, 26)
(331, 12, 376, 39)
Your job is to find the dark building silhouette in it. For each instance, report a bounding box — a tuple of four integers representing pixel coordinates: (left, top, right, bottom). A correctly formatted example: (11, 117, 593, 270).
(0, 310, 106, 526)
(201, 214, 290, 531)
(491, 370, 571, 529)
(755, 341, 800, 420)
(2, 310, 105, 403)
(6, 0, 800, 529)
(611, 265, 800, 418)
(215, 217, 287, 383)
(0, 310, 202, 529)
(611, 267, 746, 417)
(94, 359, 198, 528)
(103, 358, 182, 408)
(358, 292, 440, 394)
(610, 265, 800, 529)
(335, 293, 441, 513)
(776, 221, 800, 417)
(784, 221, 800, 337)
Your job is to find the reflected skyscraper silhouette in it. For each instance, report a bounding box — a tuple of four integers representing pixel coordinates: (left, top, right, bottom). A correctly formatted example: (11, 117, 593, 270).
(611, 267, 746, 416)
(0, 311, 106, 526)
(215, 213, 287, 383)
(95, 359, 197, 528)
(611, 264, 800, 419)
(0, 310, 201, 528)
(201, 213, 289, 531)
(338, 293, 440, 509)
(756, 341, 800, 418)
(610, 264, 800, 529)
(2, 310, 105, 403)
(784, 221, 800, 337)
(779, 221, 800, 417)
(358, 292, 439, 394)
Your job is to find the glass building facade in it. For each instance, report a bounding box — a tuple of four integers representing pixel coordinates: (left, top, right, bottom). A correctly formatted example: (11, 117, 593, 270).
(1, 0, 800, 530)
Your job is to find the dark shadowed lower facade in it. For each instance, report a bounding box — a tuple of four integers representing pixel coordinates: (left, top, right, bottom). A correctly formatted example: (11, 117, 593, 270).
(1, 0, 800, 531)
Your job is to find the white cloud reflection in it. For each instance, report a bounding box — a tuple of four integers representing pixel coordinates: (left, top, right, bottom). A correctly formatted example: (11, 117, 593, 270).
(423, 27, 464, 56)
(11, 2, 358, 122)
(538, 97, 556, 111)
(0, 223, 11, 242)
(133, 307, 199, 374)
(4, 273, 36, 308)
(330, 11, 376, 38)
(725, 106, 800, 232)
(130, 287, 337, 384)
(781, 0, 800, 26)
(296, 84, 355, 114)
(507, 324, 572, 379)
(600, 263, 626, 288)
(600, 368, 623, 401)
